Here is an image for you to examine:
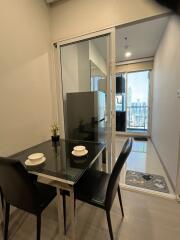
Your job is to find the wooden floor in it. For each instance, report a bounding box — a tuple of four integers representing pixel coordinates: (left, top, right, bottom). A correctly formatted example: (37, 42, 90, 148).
(0, 189, 180, 240)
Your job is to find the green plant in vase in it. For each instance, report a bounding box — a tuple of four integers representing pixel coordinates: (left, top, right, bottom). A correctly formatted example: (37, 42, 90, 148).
(51, 123, 60, 142)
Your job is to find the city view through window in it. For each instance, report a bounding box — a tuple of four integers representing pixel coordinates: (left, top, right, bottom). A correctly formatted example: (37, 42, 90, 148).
(115, 70, 150, 132)
(127, 71, 149, 131)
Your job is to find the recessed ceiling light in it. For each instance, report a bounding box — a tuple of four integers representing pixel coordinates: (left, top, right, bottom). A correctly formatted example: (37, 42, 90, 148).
(125, 51, 132, 58)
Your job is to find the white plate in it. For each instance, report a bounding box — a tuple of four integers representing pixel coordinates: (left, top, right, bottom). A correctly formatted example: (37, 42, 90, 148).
(25, 157, 46, 166)
(72, 149, 88, 157)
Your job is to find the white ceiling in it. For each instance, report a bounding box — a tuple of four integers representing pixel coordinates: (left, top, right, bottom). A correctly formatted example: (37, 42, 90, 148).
(116, 16, 170, 63)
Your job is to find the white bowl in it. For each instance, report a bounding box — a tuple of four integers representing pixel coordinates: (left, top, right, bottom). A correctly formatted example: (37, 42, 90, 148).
(28, 153, 44, 163)
(73, 145, 86, 152)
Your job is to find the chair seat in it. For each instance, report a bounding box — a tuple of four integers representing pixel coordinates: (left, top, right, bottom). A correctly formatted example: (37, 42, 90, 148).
(36, 182, 56, 214)
(75, 170, 110, 208)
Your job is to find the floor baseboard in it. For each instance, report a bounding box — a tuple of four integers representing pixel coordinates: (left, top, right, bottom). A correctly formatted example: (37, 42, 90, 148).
(120, 183, 176, 200)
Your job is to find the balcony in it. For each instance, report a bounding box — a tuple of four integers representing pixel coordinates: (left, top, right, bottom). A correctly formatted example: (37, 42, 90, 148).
(127, 105, 149, 131)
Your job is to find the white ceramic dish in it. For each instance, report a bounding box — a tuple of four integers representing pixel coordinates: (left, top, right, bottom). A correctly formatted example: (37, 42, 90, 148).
(73, 146, 86, 152)
(25, 157, 46, 166)
(28, 153, 44, 163)
(72, 149, 88, 157)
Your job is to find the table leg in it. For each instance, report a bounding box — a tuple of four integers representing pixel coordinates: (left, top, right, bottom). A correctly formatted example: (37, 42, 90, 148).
(98, 152, 103, 171)
(69, 188, 75, 240)
(56, 187, 62, 234)
(104, 147, 109, 173)
(107, 142, 113, 173)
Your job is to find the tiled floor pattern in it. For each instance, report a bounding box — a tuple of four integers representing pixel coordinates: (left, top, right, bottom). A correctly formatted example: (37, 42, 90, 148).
(115, 136, 174, 195)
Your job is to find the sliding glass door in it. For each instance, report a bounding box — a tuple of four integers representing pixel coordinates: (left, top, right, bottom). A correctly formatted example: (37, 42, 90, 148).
(55, 28, 116, 171)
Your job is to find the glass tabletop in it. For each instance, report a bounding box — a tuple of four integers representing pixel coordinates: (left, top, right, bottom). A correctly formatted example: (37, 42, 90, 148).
(11, 139, 105, 185)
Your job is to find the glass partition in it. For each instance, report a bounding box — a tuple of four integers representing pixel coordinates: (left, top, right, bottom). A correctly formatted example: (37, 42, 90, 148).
(60, 35, 110, 142)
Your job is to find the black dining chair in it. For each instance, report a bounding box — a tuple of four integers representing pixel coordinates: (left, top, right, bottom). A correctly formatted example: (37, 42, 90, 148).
(0, 174, 38, 221)
(62, 138, 133, 240)
(0, 157, 57, 240)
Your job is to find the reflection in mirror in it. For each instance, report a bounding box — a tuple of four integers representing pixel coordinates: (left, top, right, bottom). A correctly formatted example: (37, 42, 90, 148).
(90, 61, 107, 93)
(60, 35, 109, 141)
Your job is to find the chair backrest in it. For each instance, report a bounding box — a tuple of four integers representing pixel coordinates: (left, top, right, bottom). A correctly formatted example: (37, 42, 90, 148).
(0, 157, 39, 214)
(105, 138, 133, 210)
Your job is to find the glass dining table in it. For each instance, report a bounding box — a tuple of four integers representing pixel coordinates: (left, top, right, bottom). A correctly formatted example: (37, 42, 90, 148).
(11, 138, 107, 240)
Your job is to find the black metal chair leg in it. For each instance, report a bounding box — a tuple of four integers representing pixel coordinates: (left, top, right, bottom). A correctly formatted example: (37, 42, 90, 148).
(37, 215, 41, 240)
(106, 211, 114, 240)
(117, 185, 124, 217)
(62, 194, 66, 235)
(3, 202, 10, 240)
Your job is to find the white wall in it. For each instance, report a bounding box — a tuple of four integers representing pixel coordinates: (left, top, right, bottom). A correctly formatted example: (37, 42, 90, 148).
(116, 61, 154, 73)
(0, 0, 52, 156)
(152, 16, 180, 188)
(89, 41, 107, 76)
(61, 41, 90, 94)
(77, 42, 90, 91)
(50, 0, 167, 41)
(61, 44, 79, 97)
